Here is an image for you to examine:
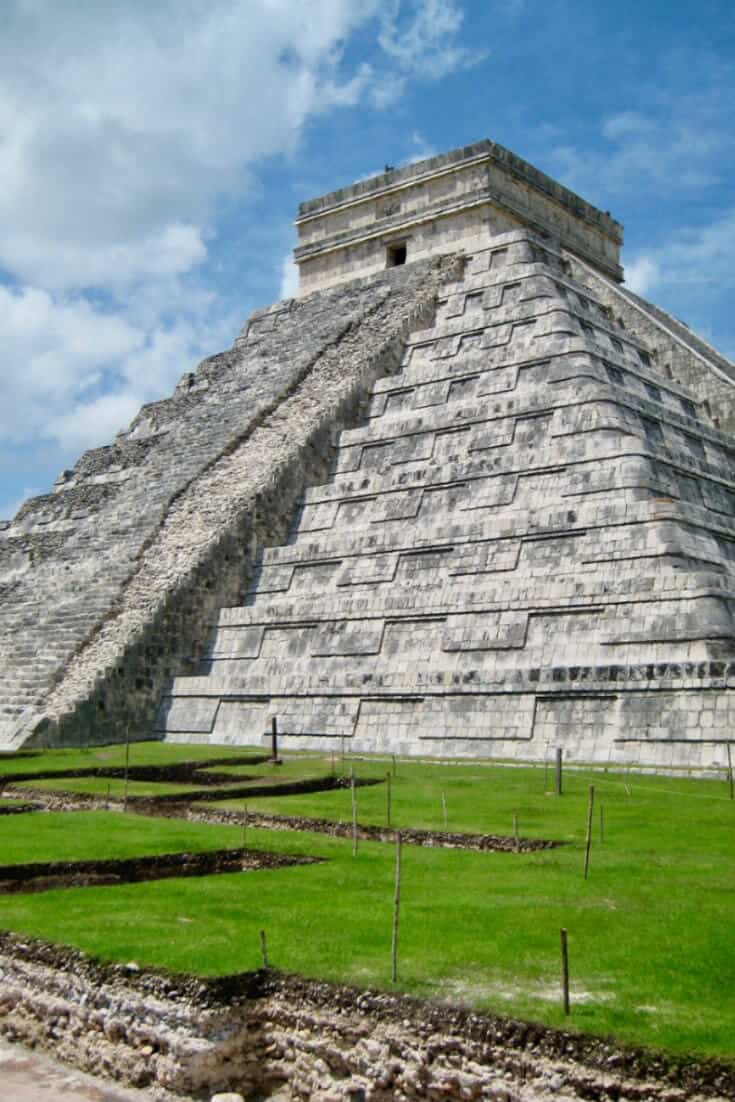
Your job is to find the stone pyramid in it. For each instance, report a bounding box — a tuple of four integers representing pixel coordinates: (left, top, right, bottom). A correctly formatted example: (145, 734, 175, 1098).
(3, 140, 735, 768)
(160, 222, 735, 768)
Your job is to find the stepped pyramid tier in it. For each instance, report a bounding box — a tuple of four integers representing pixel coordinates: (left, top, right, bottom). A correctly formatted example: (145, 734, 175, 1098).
(3, 141, 735, 766)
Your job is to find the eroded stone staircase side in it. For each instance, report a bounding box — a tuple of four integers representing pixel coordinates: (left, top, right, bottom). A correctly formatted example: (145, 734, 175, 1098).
(565, 253, 735, 430)
(160, 229, 735, 768)
(0, 257, 456, 749)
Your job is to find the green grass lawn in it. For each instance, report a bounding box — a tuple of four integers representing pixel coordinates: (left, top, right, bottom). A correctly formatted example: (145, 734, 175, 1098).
(0, 811, 244, 864)
(0, 740, 262, 778)
(17, 777, 209, 799)
(12, 754, 331, 799)
(208, 756, 734, 837)
(198, 756, 328, 781)
(0, 754, 732, 1063)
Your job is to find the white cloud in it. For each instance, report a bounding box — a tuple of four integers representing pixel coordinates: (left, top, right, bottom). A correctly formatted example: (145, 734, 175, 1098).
(4, 224, 209, 295)
(50, 392, 145, 454)
(0, 1, 479, 293)
(406, 131, 437, 164)
(661, 210, 735, 288)
(551, 118, 723, 198)
(624, 208, 735, 298)
(547, 56, 734, 201)
(0, 0, 480, 481)
(0, 0, 389, 291)
(624, 255, 661, 296)
(378, 0, 481, 78)
(279, 255, 300, 300)
(0, 285, 143, 441)
(0, 281, 236, 454)
(373, 0, 486, 103)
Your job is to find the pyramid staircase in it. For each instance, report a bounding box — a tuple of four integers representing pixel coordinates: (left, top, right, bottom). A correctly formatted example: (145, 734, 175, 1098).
(158, 229, 735, 767)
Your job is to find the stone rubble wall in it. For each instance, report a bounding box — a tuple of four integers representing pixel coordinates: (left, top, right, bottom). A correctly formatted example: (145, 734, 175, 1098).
(0, 256, 458, 749)
(0, 934, 730, 1101)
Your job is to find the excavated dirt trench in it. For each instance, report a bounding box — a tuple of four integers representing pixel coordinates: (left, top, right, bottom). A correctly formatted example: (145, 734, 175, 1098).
(3, 772, 383, 811)
(182, 806, 562, 854)
(2, 781, 561, 854)
(0, 753, 270, 787)
(0, 847, 320, 894)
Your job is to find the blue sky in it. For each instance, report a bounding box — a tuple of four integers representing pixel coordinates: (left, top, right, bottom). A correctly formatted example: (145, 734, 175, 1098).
(1, 0, 733, 517)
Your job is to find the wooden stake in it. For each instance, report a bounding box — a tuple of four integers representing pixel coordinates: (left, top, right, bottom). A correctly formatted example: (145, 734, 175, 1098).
(351, 773, 358, 857)
(242, 803, 248, 848)
(728, 744, 733, 801)
(583, 784, 595, 880)
(391, 832, 402, 983)
(441, 789, 448, 831)
(271, 716, 278, 761)
(386, 771, 392, 827)
(555, 747, 563, 796)
(259, 929, 268, 969)
(560, 928, 570, 1015)
(599, 803, 604, 844)
(123, 726, 130, 812)
(513, 811, 520, 852)
(392, 753, 397, 777)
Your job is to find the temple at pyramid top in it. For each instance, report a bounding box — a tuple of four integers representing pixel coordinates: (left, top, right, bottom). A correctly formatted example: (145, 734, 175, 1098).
(294, 139, 624, 294)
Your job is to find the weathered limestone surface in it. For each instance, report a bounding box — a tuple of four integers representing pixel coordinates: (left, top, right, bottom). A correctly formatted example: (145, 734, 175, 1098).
(162, 228, 735, 768)
(0, 258, 455, 748)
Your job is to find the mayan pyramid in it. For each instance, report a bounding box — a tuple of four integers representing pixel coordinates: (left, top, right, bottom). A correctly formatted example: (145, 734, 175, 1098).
(3, 141, 735, 769)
